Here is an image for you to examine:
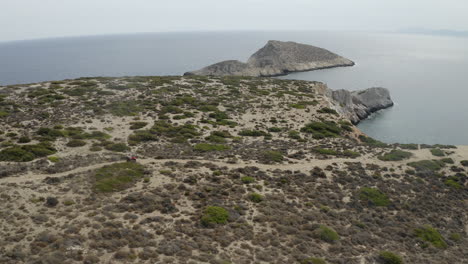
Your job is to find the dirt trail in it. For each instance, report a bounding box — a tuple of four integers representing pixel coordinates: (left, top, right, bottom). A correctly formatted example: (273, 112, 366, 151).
(2, 146, 467, 185)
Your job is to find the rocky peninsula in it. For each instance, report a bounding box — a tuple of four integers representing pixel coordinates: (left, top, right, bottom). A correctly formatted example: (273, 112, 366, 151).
(0, 76, 466, 264)
(184, 40, 355, 77)
(185, 40, 392, 124)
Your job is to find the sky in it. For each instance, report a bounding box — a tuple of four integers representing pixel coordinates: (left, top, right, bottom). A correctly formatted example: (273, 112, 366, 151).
(1, 0, 468, 42)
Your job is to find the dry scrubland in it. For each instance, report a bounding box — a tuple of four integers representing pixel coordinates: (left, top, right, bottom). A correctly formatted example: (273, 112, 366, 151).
(0, 76, 467, 264)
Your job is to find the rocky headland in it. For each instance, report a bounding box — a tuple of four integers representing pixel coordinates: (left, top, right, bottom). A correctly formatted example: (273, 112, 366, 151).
(185, 40, 392, 124)
(0, 76, 466, 264)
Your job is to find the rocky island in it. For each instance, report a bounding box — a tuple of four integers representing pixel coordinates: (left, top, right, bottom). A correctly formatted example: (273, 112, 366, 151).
(184, 40, 355, 77)
(0, 76, 466, 264)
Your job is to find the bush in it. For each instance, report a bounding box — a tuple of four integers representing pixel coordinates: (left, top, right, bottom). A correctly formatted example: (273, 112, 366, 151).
(128, 120, 199, 144)
(430, 148, 445, 157)
(241, 176, 255, 184)
(317, 225, 339, 243)
(300, 257, 327, 264)
(261, 150, 284, 163)
(201, 206, 229, 227)
(94, 162, 145, 192)
(239, 129, 270, 137)
(378, 251, 403, 264)
(47, 156, 60, 163)
(408, 160, 445, 172)
(193, 143, 230, 152)
(359, 187, 390, 206)
(301, 121, 342, 139)
(314, 148, 339, 155)
(444, 177, 462, 189)
(318, 107, 338, 115)
(0, 143, 56, 162)
(249, 193, 263, 203)
(359, 135, 388, 147)
(129, 122, 148, 130)
(460, 160, 468, 167)
(378, 150, 412, 161)
(66, 139, 86, 147)
(414, 225, 447, 249)
(105, 143, 130, 152)
(17, 136, 31, 143)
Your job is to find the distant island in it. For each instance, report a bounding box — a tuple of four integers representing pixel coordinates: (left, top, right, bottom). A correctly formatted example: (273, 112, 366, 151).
(184, 40, 355, 77)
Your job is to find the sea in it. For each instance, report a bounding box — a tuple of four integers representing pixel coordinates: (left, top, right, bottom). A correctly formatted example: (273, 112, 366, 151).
(1, 31, 468, 145)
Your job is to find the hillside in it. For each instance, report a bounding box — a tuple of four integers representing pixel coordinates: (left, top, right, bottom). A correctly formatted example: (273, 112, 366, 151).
(184, 41, 354, 77)
(0, 76, 466, 264)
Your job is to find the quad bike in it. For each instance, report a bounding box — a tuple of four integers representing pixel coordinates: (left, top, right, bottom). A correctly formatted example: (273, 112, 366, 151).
(125, 156, 137, 162)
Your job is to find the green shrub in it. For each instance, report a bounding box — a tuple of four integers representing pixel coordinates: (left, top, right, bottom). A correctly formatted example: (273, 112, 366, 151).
(129, 122, 148, 130)
(441, 158, 454, 164)
(314, 148, 339, 155)
(128, 120, 199, 144)
(105, 143, 130, 152)
(399, 143, 418, 150)
(239, 129, 269, 137)
(449, 233, 462, 242)
(249, 193, 263, 203)
(318, 107, 338, 115)
(460, 160, 468, 167)
(94, 162, 145, 192)
(288, 130, 302, 140)
(444, 177, 462, 189)
(261, 150, 284, 163)
(268, 127, 282, 132)
(47, 156, 60, 163)
(359, 187, 390, 206)
(193, 143, 230, 152)
(414, 225, 447, 248)
(300, 257, 327, 264)
(408, 160, 445, 172)
(66, 139, 86, 147)
(430, 148, 445, 157)
(0, 142, 56, 162)
(201, 206, 229, 226)
(17, 136, 31, 143)
(317, 225, 339, 243)
(107, 100, 143, 116)
(359, 135, 388, 147)
(301, 121, 342, 139)
(241, 176, 255, 184)
(378, 251, 403, 264)
(378, 150, 412, 161)
(343, 150, 361, 158)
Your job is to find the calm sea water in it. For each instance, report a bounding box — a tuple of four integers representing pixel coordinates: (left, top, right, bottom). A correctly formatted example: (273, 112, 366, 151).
(1, 31, 468, 145)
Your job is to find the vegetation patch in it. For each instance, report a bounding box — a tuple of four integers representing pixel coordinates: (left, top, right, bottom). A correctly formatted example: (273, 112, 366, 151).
(378, 251, 403, 264)
(66, 139, 86, 147)
(260, 150, 284, 163)
(249, 193, 263, 203)
(300, 257, 327, 264)
(378, 150, 412, 161)
(317, 225, 340, 243)
(241, 176, 255, 184)
(129, 122, 148, 130)
(408, 160, 445, 172)
(201, 206, 229, 227)
(0, 142, 56, 162)
(128, 120, 199, 144)
(317, 107, 338, 115)
(430, 148, 445, 157)
(104, 143, 130, 152)
(414, 225, 447, 249)
(301, 121, 342, 139)
(239, 129, 270, 137)
(359, 187, 390, 206)
(94, 162, 145, 192)
(359, 135, 388, 147)
(193, 143, 230, 152)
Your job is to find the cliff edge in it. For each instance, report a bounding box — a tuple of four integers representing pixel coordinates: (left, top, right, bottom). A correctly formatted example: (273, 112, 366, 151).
(184, 40, 355, 77)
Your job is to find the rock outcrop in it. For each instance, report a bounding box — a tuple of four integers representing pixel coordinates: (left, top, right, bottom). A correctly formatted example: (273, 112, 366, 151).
(184, 40, 354, 77)
(331, 87, 393, 124)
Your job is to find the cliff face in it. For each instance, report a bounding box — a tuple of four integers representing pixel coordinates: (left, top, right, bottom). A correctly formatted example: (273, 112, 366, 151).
(184, 40, 354, 77)
(331, 87, 394, 124)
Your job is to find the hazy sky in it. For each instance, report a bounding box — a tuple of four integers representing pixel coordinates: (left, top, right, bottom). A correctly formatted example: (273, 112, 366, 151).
(1, 0, 467, 42)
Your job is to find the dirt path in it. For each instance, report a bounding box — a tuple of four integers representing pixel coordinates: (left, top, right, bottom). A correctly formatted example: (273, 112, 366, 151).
(2, 146, 467, 185)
